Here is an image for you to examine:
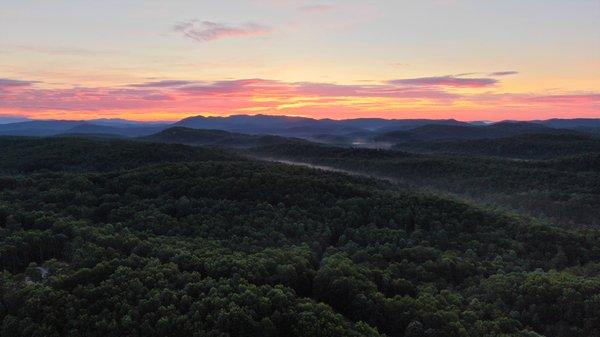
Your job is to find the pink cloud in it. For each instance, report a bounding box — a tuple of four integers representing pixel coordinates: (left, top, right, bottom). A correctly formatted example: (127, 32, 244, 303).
(179, 79, 287, 96)
(390, 75, 498, 88)
(489, 71, 518, 76)
(0, 78, 38, 89)
(175, 79, 458, 100)
(1, 77, 598, 121)
(471, 92, 600, 105)
(0, 78, 460, 115)
(291, 82, 459, 100)
(173, 20, 272, 42)
(298, 4, 334, 12)
(524, 93, 600, 104)
(129, 80, 197, 88)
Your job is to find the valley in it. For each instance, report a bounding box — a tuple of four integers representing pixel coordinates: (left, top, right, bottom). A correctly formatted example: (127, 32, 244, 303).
(1, 116, 600, 337)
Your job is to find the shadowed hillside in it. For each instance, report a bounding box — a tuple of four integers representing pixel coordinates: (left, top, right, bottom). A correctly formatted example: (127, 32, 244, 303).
(251, 141, 600, 228)
(142, 126, 312, 149)
(0, 136, 235, 173)
(375, 122, 579, 142)
(1, 137, 600, 337)
(393, 133, 600, 159)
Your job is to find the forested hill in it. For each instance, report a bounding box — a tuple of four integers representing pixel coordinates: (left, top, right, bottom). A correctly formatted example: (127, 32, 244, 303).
(373, 122, 578, 142)
(392, 133, 600, 159)
(2, 137, 600, 336)
(140, 126, 301, 148)
(0, 136, 235, 173)
(251, 142, 600, 228)
(141, 126, 256, 146)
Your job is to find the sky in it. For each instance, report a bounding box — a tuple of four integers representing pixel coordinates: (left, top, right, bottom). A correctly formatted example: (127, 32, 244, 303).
(1, 0, 599, 122)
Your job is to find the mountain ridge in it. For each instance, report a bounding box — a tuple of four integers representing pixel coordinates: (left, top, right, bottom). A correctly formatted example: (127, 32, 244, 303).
(1, 114, 598, 140)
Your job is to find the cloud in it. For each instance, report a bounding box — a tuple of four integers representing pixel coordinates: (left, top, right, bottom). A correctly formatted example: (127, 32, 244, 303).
(176, 79, 458, 101)
(489, 71, 518, 76)
(173, 20, 272, 42)
(470, 92, 600, 107)
(298, 4, 334, 12)
(524, 93, 600, 104)
(129, 80, 197, 88)
(178, 79, 285, 96)
(390, 75, 497, 88)
(3, 76, 598, 121)
(291, 82, 459, 100)
(0, 78, 38, 88)
(0, 77, 459, 114)
(454, 72, 478, 77)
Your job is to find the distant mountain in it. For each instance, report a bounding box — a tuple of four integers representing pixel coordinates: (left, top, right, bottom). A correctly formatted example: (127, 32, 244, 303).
(142, 126, 304, 148)
(336, 118, 469, 131)
(538, 118, 600, 129)
(176, 114, 600, 141)
(488, 121, 558, 135)
(367, 119, 470, 132)
(0, 120, 168, 137)
(56, 133, 127, 140)
(175, 114, 473, 136)
(282, 124, 366, 136)
(2, 115, 598, 140)
(0, 120, 86, 136)
(468, 121, 494, 126)
(61, 123, 129, 135)
(143, 127, 256, 146)
(61, 123, 166, 137)
(174, 114, 322, 134)
(375, 121, 578, 142)
(86, 118, 171, 127)
(393, 133, 600, 159)
(0, 116, 29, 124)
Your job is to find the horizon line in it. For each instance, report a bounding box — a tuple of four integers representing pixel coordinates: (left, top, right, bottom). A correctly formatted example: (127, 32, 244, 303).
(2, 113, 599, 125)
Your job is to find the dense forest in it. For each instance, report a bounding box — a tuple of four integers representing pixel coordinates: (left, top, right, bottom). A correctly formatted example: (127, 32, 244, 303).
(392, 134, 600, 160)
(1, 136, 600, 337)
(140, 127, 300, 148)
(251, 142, 600, 228)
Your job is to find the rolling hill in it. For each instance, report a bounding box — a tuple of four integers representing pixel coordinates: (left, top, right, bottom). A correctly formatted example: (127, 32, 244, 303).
(251, 140, 600, 228)
(0, 136, 234, 173)
(174, 114, 474, 136)
(0, 120, 168, 137)
(393, 133, 600, 159)
(60, 123, 166, 137)
(141, 126, 305, 148)
(142, 126, 260, 146)
(1, 136, 599, 337)
(375, 121, 578, 142)
(2, 116, 599, 142)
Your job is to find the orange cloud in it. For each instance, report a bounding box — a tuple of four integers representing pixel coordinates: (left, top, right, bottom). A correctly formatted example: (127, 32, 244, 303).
(173, 21, 272, 42)
(1, 77, 598, 121)
(389, 75, 498, 88)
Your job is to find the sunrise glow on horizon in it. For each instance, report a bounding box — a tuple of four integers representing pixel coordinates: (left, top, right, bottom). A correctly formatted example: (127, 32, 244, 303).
(1, 0, 599, 122)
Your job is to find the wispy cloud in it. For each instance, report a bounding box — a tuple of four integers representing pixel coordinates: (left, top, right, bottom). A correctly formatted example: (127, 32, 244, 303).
(173, 20, 272, 42)
(489, 71, 519, 76)
(389, 75, 498, 88)
(298, 4, 334, 12)
(0, 77, 459, 114)
(2, 76, 598, 121)
(454, 72, 478, 77)
(0, 78, 38, 88)
(524, 93, 600, 104)
(129, 80, 198, 88)
(176, 78, 458, 101)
